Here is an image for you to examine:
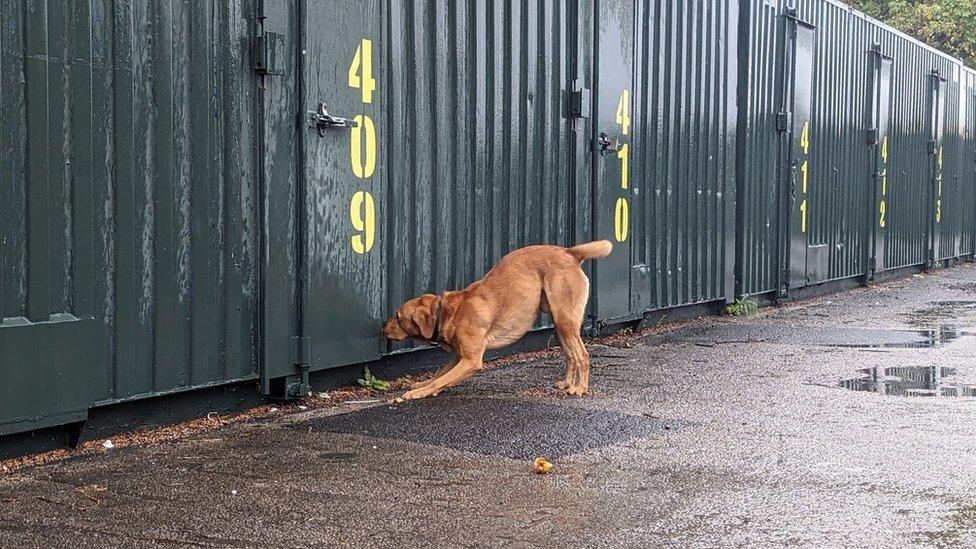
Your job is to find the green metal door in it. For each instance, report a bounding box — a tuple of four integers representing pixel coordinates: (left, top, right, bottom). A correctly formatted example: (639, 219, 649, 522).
(929, 71, 948, 264)
(869, 51, 894, 276)
(593, 0, 636, 323)
(970, 87, 976, 252)
(786, 18, 817, 289)
(301, 0, 386, 370)
(945, 71, 967, 260)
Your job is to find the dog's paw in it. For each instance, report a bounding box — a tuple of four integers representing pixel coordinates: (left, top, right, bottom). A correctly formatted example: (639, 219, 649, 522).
(566, 385, 588, 396)
(409, 380, 431, 390)
(554, 380, 571, 390)
(401, 388, 433, 400)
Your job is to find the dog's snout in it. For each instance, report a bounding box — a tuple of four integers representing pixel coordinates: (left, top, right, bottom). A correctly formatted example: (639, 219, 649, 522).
(381, 316, 401, 339)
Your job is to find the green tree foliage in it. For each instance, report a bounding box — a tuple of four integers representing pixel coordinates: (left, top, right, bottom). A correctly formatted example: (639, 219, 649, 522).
(850, 0, 976, 67)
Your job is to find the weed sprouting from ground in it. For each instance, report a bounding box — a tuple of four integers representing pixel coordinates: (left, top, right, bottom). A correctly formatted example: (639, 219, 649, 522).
(725, 298, 759, 317)
(357, 367, 390, 391)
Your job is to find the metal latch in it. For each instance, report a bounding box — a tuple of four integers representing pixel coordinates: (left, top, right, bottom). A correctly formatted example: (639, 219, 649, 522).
(309, 103, 359, 136)
(598, 132, 620, 155)
(866, 128, 879, 145)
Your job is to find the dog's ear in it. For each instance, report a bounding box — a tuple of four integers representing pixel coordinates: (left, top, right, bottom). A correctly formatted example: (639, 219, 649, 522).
(411, 295, 437, 340)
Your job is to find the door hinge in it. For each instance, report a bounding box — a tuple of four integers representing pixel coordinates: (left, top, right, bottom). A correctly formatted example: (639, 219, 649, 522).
(927, 140, 938, 155)
(253, 31, 286, 75)
(566, 79, 590, 120)
(777, 111, 792, 133)
(282, 335, 311, 399)
(291, 335, 311, 366)
(866, 128, 879, 145)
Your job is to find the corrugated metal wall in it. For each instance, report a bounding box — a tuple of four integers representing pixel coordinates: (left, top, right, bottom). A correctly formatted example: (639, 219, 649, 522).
(632, 0, 738, 311)
(736, 0, 974, 296)
(258, 0, 301, 387)
(968, 70, 976, 257)
(270, 0, 591, 371)
(937, 64, 976, 261)
(294, 0, 736, 364)
(802, 1, 870, 281)
(0, 1, 259, 409)
(383, 0, 589, 334)
(960, 69, 976, 257)
(873, 21, 956, 269)
(735, 0, 783, 296)
(3, 0, 976, 438)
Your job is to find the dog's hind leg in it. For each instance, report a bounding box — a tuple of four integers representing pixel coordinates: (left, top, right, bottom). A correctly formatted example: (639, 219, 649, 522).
(544, 269, 591, 395)
(553, 327, 579, 391)
(541, 290, 576, 390)
(554, 321, 589, 395)
(565, 330, 589, 395)
(410, 356, 460, 390)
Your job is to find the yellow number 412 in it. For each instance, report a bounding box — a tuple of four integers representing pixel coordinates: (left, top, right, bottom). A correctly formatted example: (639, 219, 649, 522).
(348, 38, 376, 104)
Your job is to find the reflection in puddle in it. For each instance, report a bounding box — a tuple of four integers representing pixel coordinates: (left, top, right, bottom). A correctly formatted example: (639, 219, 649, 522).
(825, 326, 965, 348)
(905, 301, 976, 329)
(840, 366, 976, 397)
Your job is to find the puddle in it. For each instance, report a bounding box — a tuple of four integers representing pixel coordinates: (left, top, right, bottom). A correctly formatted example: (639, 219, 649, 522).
(840, 366, 976, 397)
(644, 323, 969, 349)
(904, 300, 976, 329)
(824, 326, 966, 349)
(944, 282, 976, 293)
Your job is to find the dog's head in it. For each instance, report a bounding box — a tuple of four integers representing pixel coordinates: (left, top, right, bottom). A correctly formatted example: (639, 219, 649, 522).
(382, 294, 439, 341)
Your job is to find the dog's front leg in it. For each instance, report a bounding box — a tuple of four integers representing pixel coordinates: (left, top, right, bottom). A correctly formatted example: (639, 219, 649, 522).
(410, 356, 460, 390)
(401, 351, 484, 400)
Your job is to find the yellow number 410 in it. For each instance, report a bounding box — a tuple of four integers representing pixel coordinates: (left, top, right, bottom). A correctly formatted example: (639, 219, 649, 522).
(348, 38, 376, 104)
(615, 90, 631, 135)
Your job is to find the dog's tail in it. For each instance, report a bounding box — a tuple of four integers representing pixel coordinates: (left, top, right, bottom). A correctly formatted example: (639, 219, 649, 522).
(567, 240, 613, 262)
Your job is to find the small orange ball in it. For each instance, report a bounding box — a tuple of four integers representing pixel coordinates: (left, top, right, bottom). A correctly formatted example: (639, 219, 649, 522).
(532, 457, 553, 474)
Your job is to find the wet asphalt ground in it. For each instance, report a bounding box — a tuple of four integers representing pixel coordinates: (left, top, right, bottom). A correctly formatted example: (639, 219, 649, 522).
(3, 265, 976, 548)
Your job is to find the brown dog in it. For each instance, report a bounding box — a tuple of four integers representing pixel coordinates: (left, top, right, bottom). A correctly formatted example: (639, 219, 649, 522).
(382, 240, 612, 400)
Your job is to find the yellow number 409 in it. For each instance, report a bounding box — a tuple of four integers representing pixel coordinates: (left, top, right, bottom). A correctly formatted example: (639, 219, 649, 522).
(348, 39, 376, 104)
(350, 190, 376, 254)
